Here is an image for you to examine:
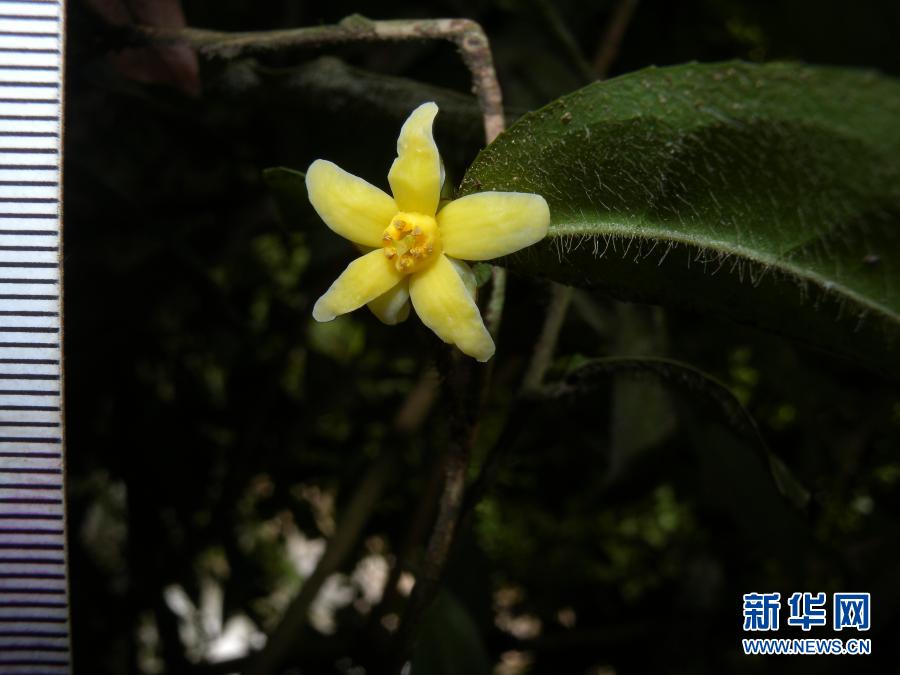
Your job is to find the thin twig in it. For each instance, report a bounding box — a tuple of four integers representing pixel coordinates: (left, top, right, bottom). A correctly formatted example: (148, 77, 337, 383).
(385, 275, 507, 669)
(387, 361, 477, 670)
(522, 283, 573, 393)
(364, 267, 504, 657)
(377, 1, 637, 666)
(242, 367, 439, 675)
(593, 0, 640, 79)
(134, 14, 504, 143)
(460, 282, 573, 526)
(382, 28, 508, 670)
(245, 451, 397, 675)
(392, 367, 441, 434)
(462, 0, 642, 523)
(484, 265, 507, 336)
(530, 0, 596, 82)
(363, 437, 446, 639)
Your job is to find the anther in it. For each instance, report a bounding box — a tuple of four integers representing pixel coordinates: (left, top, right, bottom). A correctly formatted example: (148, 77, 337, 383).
(383, 212, 440, 274)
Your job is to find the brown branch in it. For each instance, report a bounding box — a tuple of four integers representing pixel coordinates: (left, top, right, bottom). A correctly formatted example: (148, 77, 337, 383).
(384, 271, 507, 671)
(392, 367, 441, 434)
(385, 362, 478, 670)
(383, 270, 507, 669)
(374, 32, 508, 666)
(134, 14, 505, 143)
(244, 451, 397, 675)
(242, 368, 442, 675)
(364, 267, 506, 659)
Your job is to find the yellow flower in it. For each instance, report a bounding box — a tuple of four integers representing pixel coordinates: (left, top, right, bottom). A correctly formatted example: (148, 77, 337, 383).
(307, 102, 550, 362)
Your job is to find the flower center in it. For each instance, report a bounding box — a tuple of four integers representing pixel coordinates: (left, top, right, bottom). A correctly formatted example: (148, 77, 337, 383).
(382, 212, 441, 274)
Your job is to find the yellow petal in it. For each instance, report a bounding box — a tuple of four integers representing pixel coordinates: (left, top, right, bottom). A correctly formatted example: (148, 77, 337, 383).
(409, 254, 495, 362)
(438, 192, 550, 260)
(306, 159, 397, 248)
(446, 257, 477, 299)
(313, 250, 404, 322)
(388, 102, 442, 216)
(368, 279, 411, 325)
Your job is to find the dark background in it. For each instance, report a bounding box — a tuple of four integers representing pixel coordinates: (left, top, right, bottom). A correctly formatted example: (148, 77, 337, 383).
(64, 0, 900, 673)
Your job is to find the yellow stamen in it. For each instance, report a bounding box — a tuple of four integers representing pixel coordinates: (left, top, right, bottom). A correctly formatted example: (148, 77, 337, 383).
(382, 211, 441, 274)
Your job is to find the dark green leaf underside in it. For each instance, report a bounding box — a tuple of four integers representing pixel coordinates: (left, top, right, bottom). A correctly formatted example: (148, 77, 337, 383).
(461, 62, 900, 374)
(550, 356, 810, 511)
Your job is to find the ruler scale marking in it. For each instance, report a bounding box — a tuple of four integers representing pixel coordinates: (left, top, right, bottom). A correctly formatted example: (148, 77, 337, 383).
(0, 0, 66, 670)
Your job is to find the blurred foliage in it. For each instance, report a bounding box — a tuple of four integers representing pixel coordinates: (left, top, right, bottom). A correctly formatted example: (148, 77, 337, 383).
(64, 0, 900, 674)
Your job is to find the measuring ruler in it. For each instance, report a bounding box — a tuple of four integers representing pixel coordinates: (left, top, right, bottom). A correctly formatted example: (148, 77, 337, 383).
(0, 0, 68, 672)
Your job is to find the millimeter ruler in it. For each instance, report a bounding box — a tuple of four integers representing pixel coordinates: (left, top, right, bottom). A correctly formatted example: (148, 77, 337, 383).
(0, 0, 68, 672)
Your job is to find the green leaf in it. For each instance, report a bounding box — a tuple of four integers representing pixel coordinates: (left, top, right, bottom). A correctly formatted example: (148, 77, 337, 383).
(548, 356, 810, 512)
(410, 590, 490, 675)
(607, 304, 675, 481)
(546, 356, 812, 553)
(461, 62, 900, 374)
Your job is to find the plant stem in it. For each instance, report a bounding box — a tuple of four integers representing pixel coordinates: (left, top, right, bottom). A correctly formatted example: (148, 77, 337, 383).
(244, 368, 443, 675)
(372, 23, 506, 669)
(392, 367, 441, 434)
(461, 282, 573, 523)
(484, 265, 507, 335)
(530, 0, 597, 83)
(365, 266, 505, 655)
(245, 451, 397, 675)
(522, 282, 573, 393)
(593, 0, 640, 79)
(387, 361, 478, 669)
(460, 0, 642, 525)
(134, 14, 505, 143)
